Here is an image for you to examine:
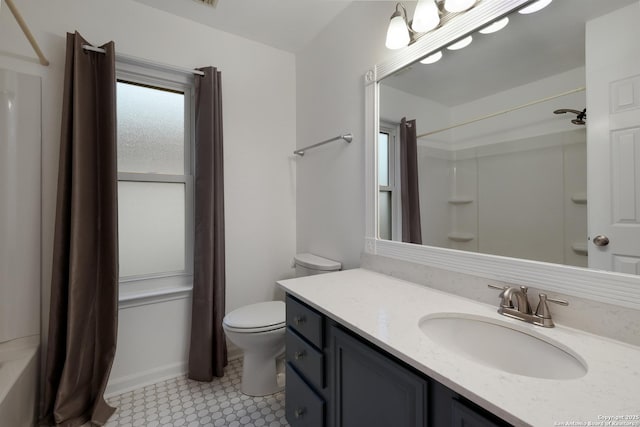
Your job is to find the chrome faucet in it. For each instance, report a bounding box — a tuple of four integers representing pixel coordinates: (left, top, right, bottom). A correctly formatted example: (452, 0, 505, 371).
(488, 284, 568, 328)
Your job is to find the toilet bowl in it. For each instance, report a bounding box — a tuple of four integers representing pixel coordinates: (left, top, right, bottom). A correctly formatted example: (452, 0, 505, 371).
(223, 301, 286, 396)
(223, 253, 341, 397)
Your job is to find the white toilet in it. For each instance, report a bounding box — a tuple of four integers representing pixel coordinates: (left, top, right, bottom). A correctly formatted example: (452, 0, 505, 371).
(222, 253, 341, 396)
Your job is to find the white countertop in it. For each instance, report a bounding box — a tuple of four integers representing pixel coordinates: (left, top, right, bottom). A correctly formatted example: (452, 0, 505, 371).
(278, 269, 640, 427)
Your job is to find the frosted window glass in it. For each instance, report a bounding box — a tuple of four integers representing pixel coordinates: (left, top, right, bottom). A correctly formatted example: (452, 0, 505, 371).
(379, 191, 392, 240)
(117, 82, 184, 174)
(118, 182, 185, 277)
(378, 132, 389, 186)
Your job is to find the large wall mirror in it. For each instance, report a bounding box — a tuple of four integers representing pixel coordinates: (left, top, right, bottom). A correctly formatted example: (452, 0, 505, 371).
(365, 0, 640, 308)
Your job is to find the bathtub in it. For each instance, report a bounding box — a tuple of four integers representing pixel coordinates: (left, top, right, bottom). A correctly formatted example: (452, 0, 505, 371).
(0, 335, 39, 427)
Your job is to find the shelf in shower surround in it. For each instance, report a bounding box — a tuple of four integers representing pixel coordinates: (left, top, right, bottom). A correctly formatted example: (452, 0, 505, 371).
(571, 242, 588, 256)
(448, 197, 474, 205)
(571, 193, 587, 204)
(447, 232, 475, 242)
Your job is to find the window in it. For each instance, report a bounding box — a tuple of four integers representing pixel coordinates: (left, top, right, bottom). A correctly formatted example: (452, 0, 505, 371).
(116, 62, 194, 290)
(379, 122, 398, 240)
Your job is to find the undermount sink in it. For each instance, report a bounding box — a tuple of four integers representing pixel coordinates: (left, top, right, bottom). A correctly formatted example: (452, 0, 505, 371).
(419, 313, 587, 380)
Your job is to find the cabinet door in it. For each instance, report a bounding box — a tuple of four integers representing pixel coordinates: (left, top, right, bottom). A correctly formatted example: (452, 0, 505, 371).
(451, 400, 507, 427)
(329, 325, 428, 427)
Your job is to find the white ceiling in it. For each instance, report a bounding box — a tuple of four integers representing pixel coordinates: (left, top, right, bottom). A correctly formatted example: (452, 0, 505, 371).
(382, 0, 638, 106)
(132, 0, 353, 53)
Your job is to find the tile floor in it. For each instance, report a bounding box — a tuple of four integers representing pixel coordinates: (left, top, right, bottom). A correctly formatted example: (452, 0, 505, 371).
(105, 358, 289, 427)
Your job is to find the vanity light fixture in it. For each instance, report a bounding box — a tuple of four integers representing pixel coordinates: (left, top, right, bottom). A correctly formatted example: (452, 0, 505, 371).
(385, 0, 549, 57)
(420, 50, 443, 64)
(412, 0, 441, 33)
(385, 0, 478, 50)
(479, 17, 509, 34)
(518, 0, 553, 14)
(385, 3, 412, 49)
(447, 35, 473, 50)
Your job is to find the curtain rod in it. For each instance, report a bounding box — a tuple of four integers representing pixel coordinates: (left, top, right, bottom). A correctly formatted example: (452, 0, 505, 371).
(4, 0, 49, 66)
(416, 86, 586, 139)
(81, 44, 206, 76)
(294, 133, 353, 156)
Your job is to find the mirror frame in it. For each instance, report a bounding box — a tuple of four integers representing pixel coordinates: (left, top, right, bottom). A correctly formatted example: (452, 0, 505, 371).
(363, 0, 640, 310)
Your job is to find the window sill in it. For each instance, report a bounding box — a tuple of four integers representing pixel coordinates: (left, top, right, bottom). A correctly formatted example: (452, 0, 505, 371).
(119, 276, 193, 309)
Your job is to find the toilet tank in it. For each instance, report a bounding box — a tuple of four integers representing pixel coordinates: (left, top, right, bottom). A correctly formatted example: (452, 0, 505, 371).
(294, 253, 341, 277)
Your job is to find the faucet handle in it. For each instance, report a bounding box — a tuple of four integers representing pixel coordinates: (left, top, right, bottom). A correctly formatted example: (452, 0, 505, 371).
(487, 284, 508, 291)
(535, 293, 568, 319)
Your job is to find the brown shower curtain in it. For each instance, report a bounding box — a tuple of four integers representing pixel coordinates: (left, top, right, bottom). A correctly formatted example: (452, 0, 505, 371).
(400, 117, 422, 244)
(40, 33, 118, 426)
(188, 67, 228, 381)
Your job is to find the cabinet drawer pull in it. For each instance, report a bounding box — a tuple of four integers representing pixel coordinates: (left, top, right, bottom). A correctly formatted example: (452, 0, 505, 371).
(294, 407, 306, 419)
(294, 350, 306, 360)
(294, 315, 306, 325)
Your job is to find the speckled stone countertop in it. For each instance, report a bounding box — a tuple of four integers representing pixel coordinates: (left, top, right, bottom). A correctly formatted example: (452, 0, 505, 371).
(278, 269, 640, 427)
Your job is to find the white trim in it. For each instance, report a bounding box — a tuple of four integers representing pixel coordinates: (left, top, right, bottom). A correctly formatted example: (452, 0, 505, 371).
(105, 361, 188, 397)
(364, 70, 378, 254)
(368, 238, 640, 311)
(364, 0, 640, 309)
(118, 284, 192, 309)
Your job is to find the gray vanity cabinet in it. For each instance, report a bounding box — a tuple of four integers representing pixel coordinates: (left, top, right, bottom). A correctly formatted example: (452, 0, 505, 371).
(328, 323, 428, 427)
(285, 295, 328, 427)
(284, 294, 511, 427)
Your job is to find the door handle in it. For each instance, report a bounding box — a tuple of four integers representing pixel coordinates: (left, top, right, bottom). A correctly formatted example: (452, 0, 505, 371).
(592, 235, 610, 247)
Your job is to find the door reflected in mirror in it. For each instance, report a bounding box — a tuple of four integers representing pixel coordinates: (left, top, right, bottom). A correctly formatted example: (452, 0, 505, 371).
(378, 0, 640, 274)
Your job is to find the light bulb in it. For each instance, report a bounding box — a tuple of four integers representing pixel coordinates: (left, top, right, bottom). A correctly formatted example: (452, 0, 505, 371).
(444, 0, 476, 13)
(479, 17, 509, 34)
(385, 13, 410, 49)
(518, 0, 553, 14)
(412, 0, 440, 33)
(420, 51, 443, 64)
(447, 36, 472, 50)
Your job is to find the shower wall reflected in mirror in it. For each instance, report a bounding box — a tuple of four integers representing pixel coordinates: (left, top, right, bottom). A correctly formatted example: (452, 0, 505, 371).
(378, 0, 640, 272)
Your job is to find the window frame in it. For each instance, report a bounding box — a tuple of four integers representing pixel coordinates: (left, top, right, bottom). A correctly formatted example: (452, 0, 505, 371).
(379, 121, 401, 241)
(115, 58, 196, 292)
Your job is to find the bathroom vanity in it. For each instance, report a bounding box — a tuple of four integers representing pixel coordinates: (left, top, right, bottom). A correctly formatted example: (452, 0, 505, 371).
(285, 293, 507, 427)
(278, 269, 640, 427)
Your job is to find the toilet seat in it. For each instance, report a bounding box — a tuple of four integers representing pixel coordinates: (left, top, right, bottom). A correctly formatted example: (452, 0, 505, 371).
(223, 322, 285, 334)
(223, 301, 285, 334)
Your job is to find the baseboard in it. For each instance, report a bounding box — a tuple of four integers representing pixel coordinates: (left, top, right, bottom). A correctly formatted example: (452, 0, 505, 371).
(105, 361, 188, 398)
(105, 351, 244, 398)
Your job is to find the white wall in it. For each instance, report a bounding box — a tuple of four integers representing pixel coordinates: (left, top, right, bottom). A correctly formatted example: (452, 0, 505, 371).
(380, 84, 451, 144)
(0, 69, 41, 343)
(0, 0, 296, 393)
(450, 67, 586, 150)
(417, 148, 452, 248)
(296, 2, 394, 269)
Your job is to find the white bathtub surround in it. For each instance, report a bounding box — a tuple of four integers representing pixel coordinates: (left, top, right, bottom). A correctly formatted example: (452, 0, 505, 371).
(362, 253, 640, 347)
(0, 67, 41, 427)
(0, 68, 41, 344)
(0, 335, 39, 427)
(278, 269, 640, 426)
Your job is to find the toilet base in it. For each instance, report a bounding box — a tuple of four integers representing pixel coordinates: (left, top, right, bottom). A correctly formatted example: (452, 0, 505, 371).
(240, 349, 284, 396)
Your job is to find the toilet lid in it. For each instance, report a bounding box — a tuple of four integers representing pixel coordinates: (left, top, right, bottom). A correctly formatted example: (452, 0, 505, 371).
(223, 301, 285, 329)
(294, 253, 341, 271)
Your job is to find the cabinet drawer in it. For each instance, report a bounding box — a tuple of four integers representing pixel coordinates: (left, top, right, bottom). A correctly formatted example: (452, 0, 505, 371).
(286, 295, 324, 348)
(286, 329, 324, 388)
(286, 363, 324, 427)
